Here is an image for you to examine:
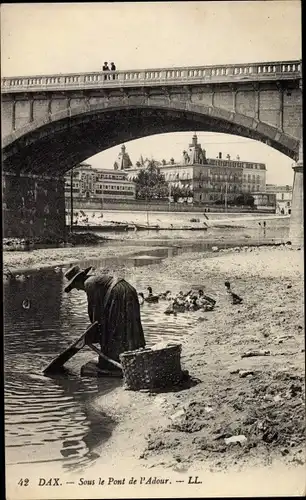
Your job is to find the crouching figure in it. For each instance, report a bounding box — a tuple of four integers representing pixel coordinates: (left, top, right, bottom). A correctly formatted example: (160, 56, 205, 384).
(64, 266, 146, 370)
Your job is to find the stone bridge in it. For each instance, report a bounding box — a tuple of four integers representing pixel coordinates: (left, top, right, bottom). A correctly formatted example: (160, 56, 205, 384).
(2, 60, 302, 173)
(1, 60, 303, 245)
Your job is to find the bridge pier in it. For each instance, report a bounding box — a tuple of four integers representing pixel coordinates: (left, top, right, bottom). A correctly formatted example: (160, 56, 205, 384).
(289, 140, 303, 247)
(3, 171, 66, 242)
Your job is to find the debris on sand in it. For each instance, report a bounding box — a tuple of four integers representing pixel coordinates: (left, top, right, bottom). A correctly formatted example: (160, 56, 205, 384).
(224, 435, 247, 445)
(241, 350, 270, 358)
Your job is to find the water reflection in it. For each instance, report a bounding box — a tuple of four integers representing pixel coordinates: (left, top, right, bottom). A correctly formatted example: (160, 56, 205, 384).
(45, 372, 121, 472)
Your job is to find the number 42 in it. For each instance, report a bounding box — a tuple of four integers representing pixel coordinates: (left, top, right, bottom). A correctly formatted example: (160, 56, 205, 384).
(18, 479, 29, 486)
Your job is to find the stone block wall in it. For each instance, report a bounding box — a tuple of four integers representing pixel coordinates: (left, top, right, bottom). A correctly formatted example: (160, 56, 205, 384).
(65, 197, 266, 213)
(3, 172, 66, 240)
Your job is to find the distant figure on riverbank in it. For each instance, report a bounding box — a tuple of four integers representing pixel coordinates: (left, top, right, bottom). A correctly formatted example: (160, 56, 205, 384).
(64, 267, 145, 371)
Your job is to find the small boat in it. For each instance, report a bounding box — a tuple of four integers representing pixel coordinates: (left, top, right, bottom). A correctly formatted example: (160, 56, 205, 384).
(181, 226, 208, 231)
(70, 223, 129, 232)
(130, 224, 160, 231)
(156, 225, 208, 231)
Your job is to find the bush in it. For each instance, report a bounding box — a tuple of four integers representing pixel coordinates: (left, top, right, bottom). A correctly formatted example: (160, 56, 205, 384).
(66, 232, 106, 246)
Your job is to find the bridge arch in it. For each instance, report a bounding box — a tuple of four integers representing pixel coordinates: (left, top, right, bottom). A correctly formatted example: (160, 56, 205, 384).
(3, 100, 299, 175)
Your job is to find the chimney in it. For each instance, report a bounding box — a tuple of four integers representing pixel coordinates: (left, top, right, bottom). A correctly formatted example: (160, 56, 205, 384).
(218, 152, 222, 159)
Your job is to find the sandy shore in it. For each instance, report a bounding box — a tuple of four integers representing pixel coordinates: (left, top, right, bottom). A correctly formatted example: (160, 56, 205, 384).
(2, 242, 152, 274)
(83, 245, 305, 481)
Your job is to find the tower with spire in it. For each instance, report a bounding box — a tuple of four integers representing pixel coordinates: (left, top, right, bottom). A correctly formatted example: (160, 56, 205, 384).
(187, 133, 207, 165)
(113, 144, 133, 170)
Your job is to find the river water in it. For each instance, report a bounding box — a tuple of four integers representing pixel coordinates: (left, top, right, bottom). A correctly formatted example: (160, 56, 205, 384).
(4, 221, 289, 471)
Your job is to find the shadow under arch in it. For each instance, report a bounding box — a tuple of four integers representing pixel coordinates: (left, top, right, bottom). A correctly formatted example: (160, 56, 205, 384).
(3, 102, 299, 176)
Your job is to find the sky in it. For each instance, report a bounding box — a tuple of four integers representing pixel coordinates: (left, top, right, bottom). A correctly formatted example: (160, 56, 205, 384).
(1, 1, 301, 185)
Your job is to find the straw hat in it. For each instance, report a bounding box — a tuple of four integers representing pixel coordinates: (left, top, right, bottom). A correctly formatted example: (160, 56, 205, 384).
(64, 265, 92, 293)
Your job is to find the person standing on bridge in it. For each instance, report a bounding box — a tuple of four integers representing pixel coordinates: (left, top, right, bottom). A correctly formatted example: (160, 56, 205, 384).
(102, 62, 110, 80)
(64, 267, 146, 372)
(110, 62, 116, 80)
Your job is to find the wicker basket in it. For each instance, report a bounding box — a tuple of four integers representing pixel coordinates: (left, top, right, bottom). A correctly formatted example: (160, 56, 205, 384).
(119, 343, 182, 391)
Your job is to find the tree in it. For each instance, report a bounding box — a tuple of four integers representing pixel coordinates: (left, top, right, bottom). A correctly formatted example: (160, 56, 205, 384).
(234, 193, 255, 207)
(134, 160, 169, 200)
(180, 186, 193, 203)
(171, 185, 182, 203)
(170, 185, 194, 203)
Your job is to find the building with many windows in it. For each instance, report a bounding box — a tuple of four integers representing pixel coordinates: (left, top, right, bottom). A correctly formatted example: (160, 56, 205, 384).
(209, 157, 266, 193)
(64, 162, 136, 202)
(64, 135, 267, 208)
(124, 134, 266, 204)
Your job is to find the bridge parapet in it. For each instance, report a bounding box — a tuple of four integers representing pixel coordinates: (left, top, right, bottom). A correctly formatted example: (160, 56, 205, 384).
(1, 60, 301, 93)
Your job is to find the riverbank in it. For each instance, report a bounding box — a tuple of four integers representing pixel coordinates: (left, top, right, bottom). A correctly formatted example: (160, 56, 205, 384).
(85, 245, 304, 488)
(68, 210, 286, 230)
(3, 216, 290, 274)
(2, 242, 152, 274)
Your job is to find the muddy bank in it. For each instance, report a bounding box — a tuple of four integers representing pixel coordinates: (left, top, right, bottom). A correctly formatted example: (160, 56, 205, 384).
(3, 232, 288, 275)
(3, 215, 290, 274)
(3, 242, 152, 274)
(88, 246, 304, 475)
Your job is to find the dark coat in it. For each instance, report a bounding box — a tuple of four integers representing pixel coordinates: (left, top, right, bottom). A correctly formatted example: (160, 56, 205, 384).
(84, 275, 145, 367)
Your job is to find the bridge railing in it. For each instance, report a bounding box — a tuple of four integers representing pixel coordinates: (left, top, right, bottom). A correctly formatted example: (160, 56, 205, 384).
(1, 60, 301, 93)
